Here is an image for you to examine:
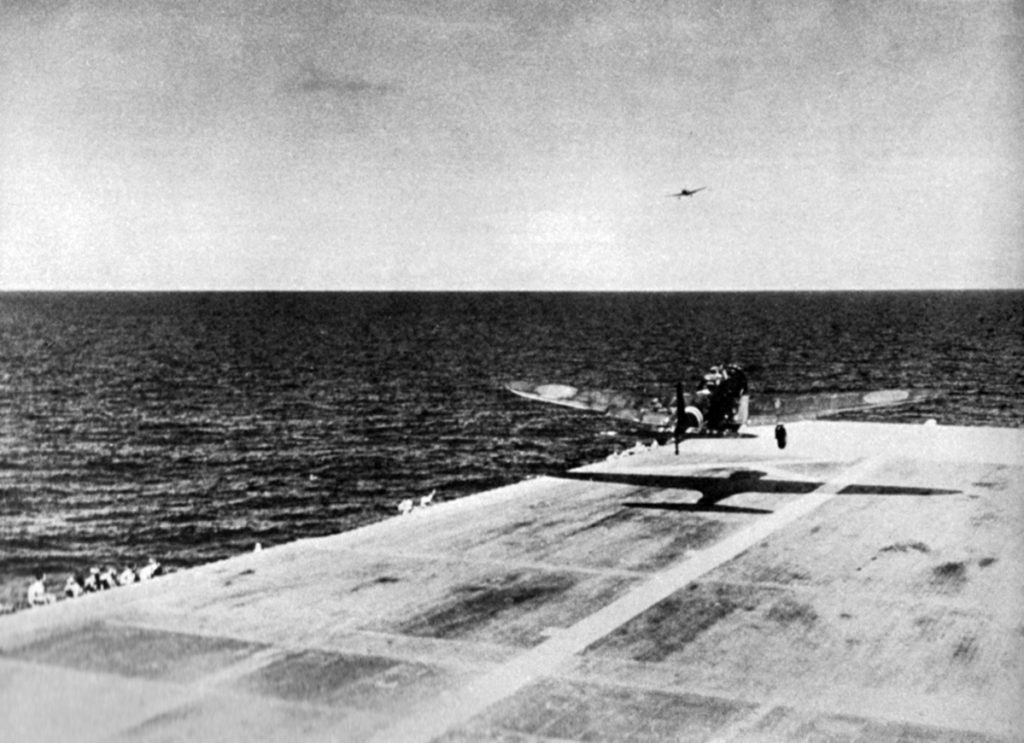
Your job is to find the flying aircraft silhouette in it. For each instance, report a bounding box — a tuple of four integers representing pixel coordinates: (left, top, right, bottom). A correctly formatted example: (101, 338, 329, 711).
(669, 187, 706, 198)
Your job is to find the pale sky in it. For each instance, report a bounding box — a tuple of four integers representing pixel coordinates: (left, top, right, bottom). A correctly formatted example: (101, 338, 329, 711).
(1, 0, 1021, 290)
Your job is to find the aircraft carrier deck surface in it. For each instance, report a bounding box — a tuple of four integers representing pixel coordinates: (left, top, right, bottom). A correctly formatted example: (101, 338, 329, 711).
(2, 421, 1021, 742)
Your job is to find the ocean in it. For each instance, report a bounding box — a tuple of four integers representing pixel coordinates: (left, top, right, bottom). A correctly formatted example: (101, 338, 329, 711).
(1, 291, 1021, 600)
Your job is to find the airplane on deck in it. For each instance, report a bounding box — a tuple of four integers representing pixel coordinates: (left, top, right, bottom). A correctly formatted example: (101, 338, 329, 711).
(506, 363, 936, 452)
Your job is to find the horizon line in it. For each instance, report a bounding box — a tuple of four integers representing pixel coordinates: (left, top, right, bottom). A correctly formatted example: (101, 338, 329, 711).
(1, 287, 1021, 295)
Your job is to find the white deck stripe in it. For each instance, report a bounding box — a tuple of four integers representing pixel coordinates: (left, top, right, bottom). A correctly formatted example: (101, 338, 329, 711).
(366, 458, 880, 743)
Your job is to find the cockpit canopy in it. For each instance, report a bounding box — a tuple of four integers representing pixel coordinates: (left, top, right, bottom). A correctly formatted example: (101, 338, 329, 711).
(699, 363, 745, 391)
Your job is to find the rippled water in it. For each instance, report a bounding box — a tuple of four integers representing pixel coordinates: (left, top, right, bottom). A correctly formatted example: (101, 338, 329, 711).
(1, 291, 1021, 590)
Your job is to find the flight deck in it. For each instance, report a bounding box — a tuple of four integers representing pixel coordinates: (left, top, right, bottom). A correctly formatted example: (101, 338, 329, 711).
(1, 421, 1021, 742)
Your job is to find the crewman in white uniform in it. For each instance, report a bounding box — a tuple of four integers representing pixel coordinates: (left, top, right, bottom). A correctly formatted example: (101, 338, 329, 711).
(27, 573, 55, 607)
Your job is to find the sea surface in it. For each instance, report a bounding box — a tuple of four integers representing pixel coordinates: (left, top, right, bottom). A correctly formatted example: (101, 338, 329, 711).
(1, 291, 1022, 596)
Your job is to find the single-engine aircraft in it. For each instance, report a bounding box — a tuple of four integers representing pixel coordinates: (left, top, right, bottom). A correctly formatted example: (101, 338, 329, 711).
(669, 186, 706, 198)
(506, 363, 935, 452)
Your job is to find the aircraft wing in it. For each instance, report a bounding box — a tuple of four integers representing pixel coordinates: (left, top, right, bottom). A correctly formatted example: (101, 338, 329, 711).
(747, 389, 936, 426)
(506, 381, 673, 430)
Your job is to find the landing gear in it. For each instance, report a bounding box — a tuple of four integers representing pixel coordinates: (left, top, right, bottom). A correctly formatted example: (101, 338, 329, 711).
(774, 424, 787, 449)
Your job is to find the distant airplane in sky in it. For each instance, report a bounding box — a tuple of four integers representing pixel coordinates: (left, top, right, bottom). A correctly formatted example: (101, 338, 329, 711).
(669, 187, 706, 198)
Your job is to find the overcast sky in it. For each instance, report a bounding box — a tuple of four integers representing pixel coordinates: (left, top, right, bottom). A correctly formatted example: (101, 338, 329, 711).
(1, 0, 1021, 290)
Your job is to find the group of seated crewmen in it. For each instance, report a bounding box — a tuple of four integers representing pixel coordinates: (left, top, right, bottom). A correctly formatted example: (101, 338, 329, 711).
(396, 489, 437, 515)
(26, 557, 164, 607)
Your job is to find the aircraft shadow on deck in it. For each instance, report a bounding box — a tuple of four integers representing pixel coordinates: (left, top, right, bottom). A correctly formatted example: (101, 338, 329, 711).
(558, 470, 960, 515)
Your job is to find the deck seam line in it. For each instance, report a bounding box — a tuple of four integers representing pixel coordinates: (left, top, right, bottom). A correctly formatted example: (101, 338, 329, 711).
(331, 547, 650, 578)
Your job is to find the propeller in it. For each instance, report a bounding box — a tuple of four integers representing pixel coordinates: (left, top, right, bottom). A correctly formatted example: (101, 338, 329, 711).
(674, 381, 685, 454)
(673, 372, 708, 454)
